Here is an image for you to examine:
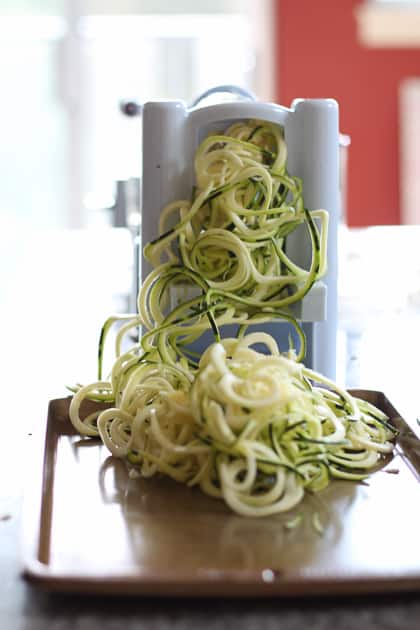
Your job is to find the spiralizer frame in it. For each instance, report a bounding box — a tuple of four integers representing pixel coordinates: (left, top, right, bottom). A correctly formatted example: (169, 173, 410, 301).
(141, 97, 339, 379)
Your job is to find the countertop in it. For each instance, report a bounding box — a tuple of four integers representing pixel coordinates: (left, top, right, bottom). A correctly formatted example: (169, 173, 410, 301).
(1, 225, 420, 629)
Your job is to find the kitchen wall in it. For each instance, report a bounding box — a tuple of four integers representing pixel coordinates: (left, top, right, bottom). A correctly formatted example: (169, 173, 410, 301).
(274, 0, 420, 227)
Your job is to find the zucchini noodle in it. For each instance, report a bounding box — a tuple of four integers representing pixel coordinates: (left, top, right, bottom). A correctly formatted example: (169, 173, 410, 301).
(69, 119, 396, 517)
(70, 332, 396, 518)
(143, 119, 328, 320)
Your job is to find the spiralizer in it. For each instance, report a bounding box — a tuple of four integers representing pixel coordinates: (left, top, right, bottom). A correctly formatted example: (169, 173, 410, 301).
(141, 90, 339, 379)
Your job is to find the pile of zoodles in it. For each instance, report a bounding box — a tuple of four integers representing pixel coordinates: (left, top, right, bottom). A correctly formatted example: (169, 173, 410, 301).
(69, 119, 396, 517)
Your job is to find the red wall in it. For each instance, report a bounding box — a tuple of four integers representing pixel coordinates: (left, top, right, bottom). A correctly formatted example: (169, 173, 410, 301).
(275, 0, 420, 226)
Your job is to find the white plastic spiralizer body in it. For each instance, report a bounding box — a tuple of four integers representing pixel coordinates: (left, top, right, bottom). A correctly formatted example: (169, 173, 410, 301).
(142, 99, 339, 379)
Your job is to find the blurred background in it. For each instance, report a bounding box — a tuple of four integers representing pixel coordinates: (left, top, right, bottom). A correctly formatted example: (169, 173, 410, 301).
(3, 0, 420, 231)
(2, 0, 420, 413)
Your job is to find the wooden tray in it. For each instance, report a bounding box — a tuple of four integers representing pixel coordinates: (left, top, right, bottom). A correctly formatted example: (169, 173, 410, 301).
(22, 391, 420, 597)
